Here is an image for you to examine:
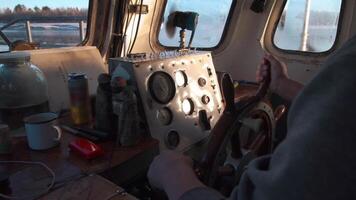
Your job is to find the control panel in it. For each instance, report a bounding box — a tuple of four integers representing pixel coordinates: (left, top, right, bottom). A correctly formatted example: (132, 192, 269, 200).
(109, 51, 223, 151)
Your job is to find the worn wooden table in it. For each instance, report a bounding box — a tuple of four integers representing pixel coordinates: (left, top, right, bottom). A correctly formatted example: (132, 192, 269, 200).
(38, 174, 138, 200)
(0, 120, 159, 199)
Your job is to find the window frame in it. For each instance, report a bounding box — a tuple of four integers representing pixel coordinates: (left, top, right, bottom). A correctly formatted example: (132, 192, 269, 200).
(271, 0, 345, 56)
(156, 0, 237, 50)
(0, 0, 92, 53)
(80, 0, 93, 46)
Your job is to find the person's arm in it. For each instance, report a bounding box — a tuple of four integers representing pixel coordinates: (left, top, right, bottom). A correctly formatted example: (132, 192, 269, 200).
(256, 54, 304, 101)
(147, 151, 224, 200)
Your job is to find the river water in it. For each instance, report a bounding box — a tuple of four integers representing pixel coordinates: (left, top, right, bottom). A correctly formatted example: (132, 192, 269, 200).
(0, 22, 86, 52)
(0, 20, 337, 53)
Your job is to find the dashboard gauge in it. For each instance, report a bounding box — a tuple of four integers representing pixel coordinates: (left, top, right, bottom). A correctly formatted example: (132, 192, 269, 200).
(182, 98, 194, 115)
(165, 131, 180, 149)
(175, 70, 188, 87)
(201, 95, 210, 104)
(157, 107, 173, 125)
(198, 78, 207, 87)
(148, 72, 176, 104)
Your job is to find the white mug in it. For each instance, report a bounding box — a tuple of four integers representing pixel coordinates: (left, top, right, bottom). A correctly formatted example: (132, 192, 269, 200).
(24, 112, 62, 150)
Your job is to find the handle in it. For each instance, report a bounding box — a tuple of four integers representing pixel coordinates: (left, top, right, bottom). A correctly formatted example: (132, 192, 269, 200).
(197, 59, 272, 185)
(255, 58, 271, 99)
(52, 125, 62, 142)
(274, 105, 286, 122)
(197, 73, 238, 184)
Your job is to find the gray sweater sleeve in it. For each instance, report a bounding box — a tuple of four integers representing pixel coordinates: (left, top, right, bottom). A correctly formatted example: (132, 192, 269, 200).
(180, 35, 356, 200)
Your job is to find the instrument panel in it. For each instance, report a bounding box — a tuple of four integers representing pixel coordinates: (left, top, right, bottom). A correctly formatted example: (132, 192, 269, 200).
(109, 51, 223, 151)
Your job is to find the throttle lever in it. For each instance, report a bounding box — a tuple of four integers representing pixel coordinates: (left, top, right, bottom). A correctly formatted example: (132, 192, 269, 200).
(236, 58, 271, 112)
(257, 58, 271, 98)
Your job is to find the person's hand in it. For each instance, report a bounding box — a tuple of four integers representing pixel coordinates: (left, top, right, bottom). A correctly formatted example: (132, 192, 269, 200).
(256, 54, 289, 94)
(147, 151, 205, 200)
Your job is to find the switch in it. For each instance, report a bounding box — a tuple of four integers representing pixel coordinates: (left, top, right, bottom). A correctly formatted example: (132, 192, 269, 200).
(199, 110, 211, 131)
(207, 68, 213, 76)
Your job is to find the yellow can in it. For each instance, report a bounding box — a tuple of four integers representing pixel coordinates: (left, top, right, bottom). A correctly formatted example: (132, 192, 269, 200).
(68, 73, 91, 125)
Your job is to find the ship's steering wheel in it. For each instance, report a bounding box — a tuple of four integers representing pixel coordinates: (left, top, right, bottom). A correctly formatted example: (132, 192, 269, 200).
(195, 62, 285, 192)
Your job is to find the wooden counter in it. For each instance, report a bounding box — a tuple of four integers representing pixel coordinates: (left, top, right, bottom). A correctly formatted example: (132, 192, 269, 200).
(0, 121, 159, 199)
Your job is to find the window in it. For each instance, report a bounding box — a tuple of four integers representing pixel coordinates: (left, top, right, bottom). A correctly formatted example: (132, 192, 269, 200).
(274, 0, 342, 53)
(0, 0, 89, 52)
(159, 0, 234, 48)
(0, 37, 9, 52)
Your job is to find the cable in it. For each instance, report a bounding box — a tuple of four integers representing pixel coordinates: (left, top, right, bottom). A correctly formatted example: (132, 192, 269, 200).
(128, 0, 144, 54)
(126, 0, 139, 55)
(148, 0, 159, 53)
(0, 161, 55, 199)
(123, 0, 137, 57)
(120, 0, 132, 57)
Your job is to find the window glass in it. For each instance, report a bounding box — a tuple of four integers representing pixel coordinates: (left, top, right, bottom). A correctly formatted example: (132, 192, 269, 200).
(274, 0, 342, 53)
(0, 0, 89, 52)
(0, 37, 9, 52)
(159, 0, 234, 48)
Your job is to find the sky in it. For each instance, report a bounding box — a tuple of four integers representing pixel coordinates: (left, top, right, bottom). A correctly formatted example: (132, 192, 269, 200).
(0, 0, 89, 9)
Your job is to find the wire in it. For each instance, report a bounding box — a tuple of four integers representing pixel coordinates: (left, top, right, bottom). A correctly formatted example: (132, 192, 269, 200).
(0, 161, 56, 199)
(128, 0, 144, 54)
(148, 0, 159, 53)
(120, 0, 132, 57)
(126, 0, 138, 55)
(123, 0, 137, 56)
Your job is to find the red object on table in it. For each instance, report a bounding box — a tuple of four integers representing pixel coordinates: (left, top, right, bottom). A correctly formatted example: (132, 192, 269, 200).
(69, 138, 104, 160)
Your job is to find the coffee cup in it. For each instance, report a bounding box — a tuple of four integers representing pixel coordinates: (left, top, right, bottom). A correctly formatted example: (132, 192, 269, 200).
(24, 112, 62, 150)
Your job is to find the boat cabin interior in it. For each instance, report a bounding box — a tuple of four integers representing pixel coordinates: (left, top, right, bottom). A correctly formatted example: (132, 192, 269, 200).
(0, 0, 352, 199)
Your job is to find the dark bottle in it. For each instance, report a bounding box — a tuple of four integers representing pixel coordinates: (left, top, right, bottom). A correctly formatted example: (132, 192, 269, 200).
(95, 74, 114, 134)
(111, 77, 126, 141)
(117, 86, 140, 146)
(111, 77, 140, 146)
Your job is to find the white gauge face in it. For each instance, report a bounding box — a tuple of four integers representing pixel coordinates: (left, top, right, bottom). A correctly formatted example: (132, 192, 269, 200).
(182, 98, 194, 115)
(175, 71, 187, 87)
(148, 72, 176, 104)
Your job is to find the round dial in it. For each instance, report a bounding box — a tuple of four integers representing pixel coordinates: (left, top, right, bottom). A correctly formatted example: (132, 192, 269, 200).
(165, 131, 180, 149)
(198, 78, 207, 87)
(182, 98, 194, 115)
(148, 72, 176, 104)
(201, 95, 210, 104)
(157, 107, 173, 125)
(175, 71, 188, 87)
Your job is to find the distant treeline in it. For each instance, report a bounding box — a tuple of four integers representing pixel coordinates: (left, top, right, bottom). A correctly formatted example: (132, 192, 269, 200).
(0, 4, 87, 22)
